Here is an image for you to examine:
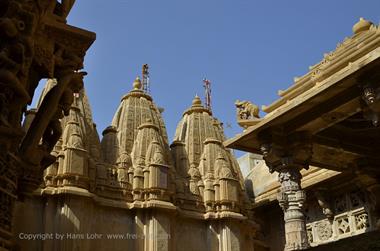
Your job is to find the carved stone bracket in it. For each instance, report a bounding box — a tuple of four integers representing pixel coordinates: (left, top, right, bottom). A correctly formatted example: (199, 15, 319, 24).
(259, 130, 312, 250)
(360, 80, 380, 126)
(259, 130, 312, 173)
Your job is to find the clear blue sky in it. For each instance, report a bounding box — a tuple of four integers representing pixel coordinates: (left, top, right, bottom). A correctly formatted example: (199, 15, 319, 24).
(41, 1, 380, 145)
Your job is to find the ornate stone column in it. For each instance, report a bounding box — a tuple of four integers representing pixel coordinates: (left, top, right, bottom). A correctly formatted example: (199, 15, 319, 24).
(259, 130, 312, 250)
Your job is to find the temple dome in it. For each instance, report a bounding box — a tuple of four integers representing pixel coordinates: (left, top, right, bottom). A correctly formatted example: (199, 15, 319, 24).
(173, 95, 225, 167)
(101, 76, 174, 202)
(101, 77, 169, 164)
(172, 96, 248, 213)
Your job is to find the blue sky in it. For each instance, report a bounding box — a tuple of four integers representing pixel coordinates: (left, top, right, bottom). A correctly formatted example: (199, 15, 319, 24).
(39, 0, 380, 146)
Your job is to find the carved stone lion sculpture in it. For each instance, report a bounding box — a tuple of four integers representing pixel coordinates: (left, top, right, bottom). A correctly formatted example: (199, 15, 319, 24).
(235, 100, 260, 120)
(235, 100, 261, 129)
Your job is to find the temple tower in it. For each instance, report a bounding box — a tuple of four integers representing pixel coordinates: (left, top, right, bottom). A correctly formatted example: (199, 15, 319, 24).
(172, 95, 255, 251)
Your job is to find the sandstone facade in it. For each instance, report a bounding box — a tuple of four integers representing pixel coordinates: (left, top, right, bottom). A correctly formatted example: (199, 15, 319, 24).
(13, 77, 261, 251)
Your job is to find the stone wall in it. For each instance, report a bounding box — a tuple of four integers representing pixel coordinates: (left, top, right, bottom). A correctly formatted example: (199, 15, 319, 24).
(12, 193, 258, 251)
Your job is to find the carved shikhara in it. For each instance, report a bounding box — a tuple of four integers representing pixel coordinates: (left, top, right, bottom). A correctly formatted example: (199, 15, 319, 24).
(17, 77, 259, 251)
(305, 190, 374, 247)
(9, 79, 259, 251)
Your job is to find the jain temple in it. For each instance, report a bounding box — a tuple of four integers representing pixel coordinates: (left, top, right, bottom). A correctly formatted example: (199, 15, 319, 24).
(0, 1, 380, 251)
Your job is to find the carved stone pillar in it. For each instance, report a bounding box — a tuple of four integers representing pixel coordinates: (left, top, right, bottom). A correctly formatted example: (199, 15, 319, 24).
(277, 168, 308, 251)
(259, 130, 312, 250)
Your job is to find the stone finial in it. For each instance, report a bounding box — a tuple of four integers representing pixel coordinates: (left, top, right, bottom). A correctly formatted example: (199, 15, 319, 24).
(133, 76, 142, 90)
(192, 95, 202, 107)
(182, 94, 210, 116)
(353, 17, 373, 34)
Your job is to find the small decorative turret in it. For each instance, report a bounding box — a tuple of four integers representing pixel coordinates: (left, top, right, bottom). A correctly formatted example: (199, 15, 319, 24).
(101, 126, 118, 164)
(204, 172, 215, 212)
(58, 96, 89, 188)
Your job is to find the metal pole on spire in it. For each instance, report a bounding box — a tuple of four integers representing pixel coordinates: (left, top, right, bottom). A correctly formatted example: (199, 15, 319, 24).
(142, 64, 150, 93)
(203, 78, 212, 111)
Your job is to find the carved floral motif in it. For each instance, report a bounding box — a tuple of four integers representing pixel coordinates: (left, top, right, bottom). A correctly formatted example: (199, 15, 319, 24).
(355, 212, 370, 230)
(315, 221, 333, 241)
(306, 189, 374, 247)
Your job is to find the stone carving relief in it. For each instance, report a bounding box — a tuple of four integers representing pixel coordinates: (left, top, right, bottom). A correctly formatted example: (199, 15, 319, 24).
(315, 221, 333, 241)
(337, 216, 350, 234)
(355, 212, 369, 230)
(306, 189, 373, 247)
